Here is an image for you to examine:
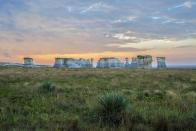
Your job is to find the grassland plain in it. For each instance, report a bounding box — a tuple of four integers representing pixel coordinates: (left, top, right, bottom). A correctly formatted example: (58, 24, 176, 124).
(0, 67, 196, 131)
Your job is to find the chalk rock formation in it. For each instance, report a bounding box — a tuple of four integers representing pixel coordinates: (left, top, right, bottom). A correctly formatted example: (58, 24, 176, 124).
(97, 57, 122, 68)
(136, 55, 153, 69)
(54, 58, 92, 68)
(157, 57, 167, 69)
(24, 57, 34, 65)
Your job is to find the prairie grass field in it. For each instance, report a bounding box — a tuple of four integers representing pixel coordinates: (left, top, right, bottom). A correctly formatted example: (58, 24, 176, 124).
(0, 67, 196, 131)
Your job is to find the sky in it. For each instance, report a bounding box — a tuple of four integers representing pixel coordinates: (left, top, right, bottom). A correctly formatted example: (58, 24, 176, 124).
(0, 0, 196, 65)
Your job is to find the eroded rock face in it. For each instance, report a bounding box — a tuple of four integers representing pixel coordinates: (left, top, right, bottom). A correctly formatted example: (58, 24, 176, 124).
(157, 57, 167, 69)
(125, 57, 129, 68)
(131, 57, 138, 68)
(54, 58, 64, 68)
(54, 58, 92, 68)
(97, 57, 123, 68)
(137, 55, 153, 69)
(53, 55, 167, 69)
(131, 55, 153, 69)
(24, 57, 34, 65)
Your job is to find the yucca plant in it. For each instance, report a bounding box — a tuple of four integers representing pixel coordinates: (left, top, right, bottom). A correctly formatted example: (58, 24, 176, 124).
(95, 92, 129, 127)
(39, 81, 55, 93)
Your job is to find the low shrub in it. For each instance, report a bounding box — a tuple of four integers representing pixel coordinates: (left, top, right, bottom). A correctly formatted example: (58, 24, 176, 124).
(94, 92, 129, 127)
(66, 117, 82, 131)
(137, 90, 165, 101)
(133, 124, 151, 131)
(153, 115, 169, 131)
(152, 110, 196, 131)
(39, 81, 55, 93)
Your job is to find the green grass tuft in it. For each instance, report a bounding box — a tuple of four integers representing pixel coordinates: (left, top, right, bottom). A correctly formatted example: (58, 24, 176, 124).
(95, 92, 129, 127)
(39, 81, 56, 93)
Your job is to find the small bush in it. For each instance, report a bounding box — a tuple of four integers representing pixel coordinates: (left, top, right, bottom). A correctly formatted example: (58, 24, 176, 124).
(66, 117, 82, 131)
(153, 90, 165, 99)
(39, 81, 55, 93)
(133, 124, 151, 131)
(154, 116, 169, 131)
(152, 111, 196, 131)
(137, 90, 165, 101)
(95, 92, 129, 127)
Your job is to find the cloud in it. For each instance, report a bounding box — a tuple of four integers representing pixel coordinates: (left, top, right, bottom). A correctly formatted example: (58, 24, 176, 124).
(106, 38, 196, 50)
(2, 51, 12, 58)
(112, 16, 136, 23)
(104, 33, 110, 38)
(184, 1, 194, 8)
(161, 17, 185, 24)
(80, 2, 113, 14)
(108, 30, 173, 44)
(168, 1, 196, 10)
(112, 33, 137, 40)
(67, 6, 73, 12)
(151, 16, 186, 24)
(151, 16, 161, 20)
